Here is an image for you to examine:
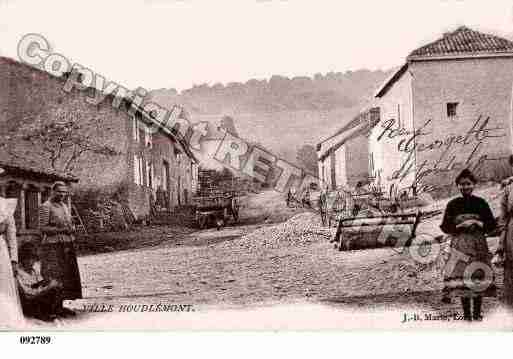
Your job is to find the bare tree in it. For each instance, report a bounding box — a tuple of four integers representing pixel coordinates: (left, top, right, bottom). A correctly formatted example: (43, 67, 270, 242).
(296, 144, 317, 175)
(2, 107, 119, 174)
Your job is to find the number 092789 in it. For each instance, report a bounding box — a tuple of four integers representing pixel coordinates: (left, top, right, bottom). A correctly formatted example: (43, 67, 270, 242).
(19, 336, 52, 344)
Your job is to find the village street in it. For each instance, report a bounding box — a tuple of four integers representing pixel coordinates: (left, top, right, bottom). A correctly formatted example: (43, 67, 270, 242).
(53, 188, 506, 328)
(75, 228, 468, 309)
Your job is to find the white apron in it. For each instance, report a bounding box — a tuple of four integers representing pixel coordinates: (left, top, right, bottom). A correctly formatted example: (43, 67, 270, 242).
(0, 198, 25, 329)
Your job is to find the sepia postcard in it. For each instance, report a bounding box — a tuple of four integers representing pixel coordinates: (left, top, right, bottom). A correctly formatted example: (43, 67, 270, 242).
(2, 0, 513, 337)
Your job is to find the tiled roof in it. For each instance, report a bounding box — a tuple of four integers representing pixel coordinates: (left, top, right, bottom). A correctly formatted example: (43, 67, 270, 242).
(0, 150, 78, 182)
(376, 27, 513, 98)
(318, 106, 380, 146)
(408, 26, 513, 59)
(318, 108, 380, 161)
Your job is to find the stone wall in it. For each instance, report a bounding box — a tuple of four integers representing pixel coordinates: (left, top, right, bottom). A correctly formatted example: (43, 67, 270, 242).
(126, 120, 196, 218)
(331, 145, 345, 188)
(0, 57, 129, 192)
(412, 58, 513, 197)
(345, 134, 369, 187)
(0, 57, 197, 220)
(370, 57, 513, 199)
(369, 69, 414, 198)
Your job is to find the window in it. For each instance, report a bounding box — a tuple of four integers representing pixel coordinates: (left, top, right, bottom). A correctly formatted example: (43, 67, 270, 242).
(140, 156, 145, 186)
(174, 147, 181, 161)
(139, 125, 145, 145)
(133, 154, 145, 186)
(25, 185, 39, 230)
(132, 116, 140, 142)
(447, 102, 458, 118)
(133, 154, 140, 185)
(144, 126, 153, 148)
(146, 161, 154, 189)
(163, 160, 170, 191)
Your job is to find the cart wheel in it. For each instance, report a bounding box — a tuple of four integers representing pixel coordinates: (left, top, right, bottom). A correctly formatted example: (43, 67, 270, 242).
(198, 216, 207, 229)
(216, 218, 224, 230)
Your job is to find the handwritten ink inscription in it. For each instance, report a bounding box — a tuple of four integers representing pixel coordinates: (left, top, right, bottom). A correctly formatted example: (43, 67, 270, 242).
(376, 115, 506, 194)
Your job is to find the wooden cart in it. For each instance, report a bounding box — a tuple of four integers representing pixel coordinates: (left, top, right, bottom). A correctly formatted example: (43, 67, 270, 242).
(193, 194, 240, 230)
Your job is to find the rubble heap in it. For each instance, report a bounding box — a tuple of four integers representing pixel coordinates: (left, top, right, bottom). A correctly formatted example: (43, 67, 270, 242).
(235, 212, 332, 250)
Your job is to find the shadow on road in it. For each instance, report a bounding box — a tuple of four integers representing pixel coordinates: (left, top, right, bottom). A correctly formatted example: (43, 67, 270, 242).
(321, 289, 503, 315)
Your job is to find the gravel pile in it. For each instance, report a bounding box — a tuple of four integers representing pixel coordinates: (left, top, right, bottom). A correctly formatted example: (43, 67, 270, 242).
(234, 212, 332, 250)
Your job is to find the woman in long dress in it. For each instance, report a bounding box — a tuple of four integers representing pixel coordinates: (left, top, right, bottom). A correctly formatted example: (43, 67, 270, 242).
(496, 155, 513, 307)
(0, 197, 25, 328)
(39, 181, 82, 316)
(440, 169, 497, 321)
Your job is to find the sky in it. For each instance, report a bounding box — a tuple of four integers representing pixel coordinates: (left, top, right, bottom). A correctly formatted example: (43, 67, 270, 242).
(1, 0, 513, 92)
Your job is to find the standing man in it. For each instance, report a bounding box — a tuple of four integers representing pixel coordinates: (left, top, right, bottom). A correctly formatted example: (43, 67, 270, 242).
(39, 181, 82, 316)
(286, 187, 293, 208)
(318, 187, 328, 226)
(302, 187, 312, 208)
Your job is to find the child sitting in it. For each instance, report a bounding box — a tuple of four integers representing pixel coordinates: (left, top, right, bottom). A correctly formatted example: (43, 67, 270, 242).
(17, 243, 63, 322)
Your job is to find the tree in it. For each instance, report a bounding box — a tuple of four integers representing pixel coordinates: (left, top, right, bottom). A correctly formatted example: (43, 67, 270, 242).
(296, 145, 317, 175)
(2, 107, 120, 175)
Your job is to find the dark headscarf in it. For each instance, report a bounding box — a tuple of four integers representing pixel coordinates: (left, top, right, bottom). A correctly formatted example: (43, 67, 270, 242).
(455, 168, 477, 185)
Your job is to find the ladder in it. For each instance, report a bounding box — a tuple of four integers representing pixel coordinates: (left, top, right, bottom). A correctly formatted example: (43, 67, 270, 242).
(71, 204, 88, 234)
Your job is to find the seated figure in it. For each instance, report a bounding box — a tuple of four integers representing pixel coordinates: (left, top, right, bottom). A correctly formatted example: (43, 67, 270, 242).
(17, 243, 63, 322)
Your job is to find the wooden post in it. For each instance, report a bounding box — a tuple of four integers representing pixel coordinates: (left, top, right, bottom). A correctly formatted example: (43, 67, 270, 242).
(19, 183, 26, 231)
(37, 190, 42, 228)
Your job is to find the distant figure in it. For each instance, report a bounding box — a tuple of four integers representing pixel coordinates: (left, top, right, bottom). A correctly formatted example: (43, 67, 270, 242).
(287, 187, 297, 208)
(352, 203, 361, 217)
(318, 189, 328, 226)
(286, 188, 293, 207)
(156, 185, 167, 210)
(302, 188, 311, 208)
(227, 192, 239, 222)
(347, 185, 361, 217)
(354, 181, 365, 195)
(440, 169, 497, 321)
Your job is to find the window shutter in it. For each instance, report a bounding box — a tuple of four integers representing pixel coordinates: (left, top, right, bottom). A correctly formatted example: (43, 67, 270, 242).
(132, 117, 138, 141)
(144, 127, 152, 148)
(134, 154, 139, 184)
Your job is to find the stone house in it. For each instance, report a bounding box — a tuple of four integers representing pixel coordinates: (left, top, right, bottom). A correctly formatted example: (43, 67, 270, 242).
(0, 56, 198, 220)
(124, 104, 199, 218)
(316, 108, 380, 190)
(370, 26, 513, 199)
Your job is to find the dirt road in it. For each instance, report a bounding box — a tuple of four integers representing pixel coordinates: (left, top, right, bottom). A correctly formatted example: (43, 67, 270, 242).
(73, 227, 502, 317)
(65, 188, 506, 324)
